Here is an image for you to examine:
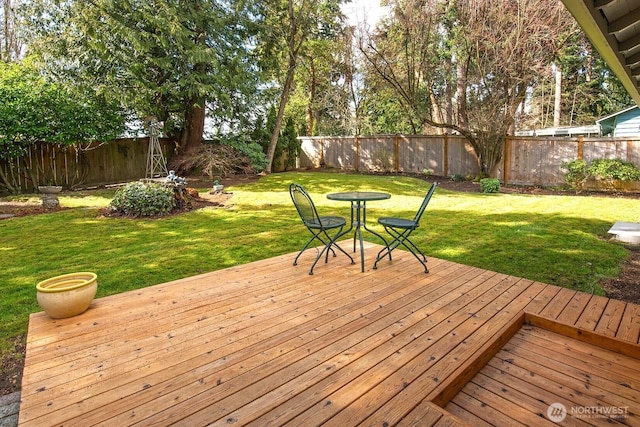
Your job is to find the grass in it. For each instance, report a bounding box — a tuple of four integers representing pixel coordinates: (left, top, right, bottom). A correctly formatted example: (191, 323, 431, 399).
(1, 171, 639, 365)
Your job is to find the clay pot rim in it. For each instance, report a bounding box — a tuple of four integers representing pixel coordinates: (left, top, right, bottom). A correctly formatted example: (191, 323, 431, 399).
(36, 272, 97, 293)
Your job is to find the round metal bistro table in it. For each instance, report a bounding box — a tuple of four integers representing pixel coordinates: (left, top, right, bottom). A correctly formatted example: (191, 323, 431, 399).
(326, 191, 391, 272)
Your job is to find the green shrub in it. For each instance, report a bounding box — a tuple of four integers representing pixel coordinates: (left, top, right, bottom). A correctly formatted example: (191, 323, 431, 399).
(561, 159, 588, 193)
(110, 181, 175, 216)
(451, 173, 464, 182)
(480, 178, 500, 193)
(587, 158, 640, 181)
(222, 135, 268, 173)
(562, 158, 640, 194)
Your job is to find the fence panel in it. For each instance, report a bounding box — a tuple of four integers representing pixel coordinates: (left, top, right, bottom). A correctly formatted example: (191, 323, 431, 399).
(397, 135, 445, 174)
(299, 138, 322, 168)
(0, 138, 173, 193)
(507, 138, 578, 186)
(299, 135, 480, 177)
(299, 135, 640, 187)
(358, 136, 395, 171)
(447, 136, 481, 177)
(583, 138, 634, 163)
(6, 135, 640, 193)
(320, 137, 355, 170)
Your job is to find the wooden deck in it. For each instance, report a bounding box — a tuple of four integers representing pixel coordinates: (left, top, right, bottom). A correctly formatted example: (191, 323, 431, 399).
(19, 242, 640, 426)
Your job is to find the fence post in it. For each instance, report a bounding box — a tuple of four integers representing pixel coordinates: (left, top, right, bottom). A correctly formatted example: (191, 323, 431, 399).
(394, 134, 399, 172)
(444, 134, 449, 177)
(504, 136, 511, 184)
(578, 136, 584, 160)
(355, 136, 360, 172)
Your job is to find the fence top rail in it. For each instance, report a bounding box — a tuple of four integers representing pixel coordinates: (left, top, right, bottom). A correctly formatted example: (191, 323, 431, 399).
(300, 134, 640, 142)
(297, 134, 469, 141)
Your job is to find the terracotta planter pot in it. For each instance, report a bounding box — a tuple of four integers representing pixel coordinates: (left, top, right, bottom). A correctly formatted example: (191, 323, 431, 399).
(36, 272, 98, 319)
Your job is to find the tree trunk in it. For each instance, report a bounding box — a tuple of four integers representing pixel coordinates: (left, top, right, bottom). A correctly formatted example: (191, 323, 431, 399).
(429, 92, 444, 135)
(306, 60, 316, 136)
(554, 63, 562, 127)
(444, 65, 453, 134)
(456, 58, 469, 130)
(3, 0, 9, 61)
(0, 162, 17, 194)
(265, 0, 303, 174)
(168, 96, 205, 175)
(266, 63, 296, 173)
(178, 97, 205, 155)
(475, 132, 506, 177)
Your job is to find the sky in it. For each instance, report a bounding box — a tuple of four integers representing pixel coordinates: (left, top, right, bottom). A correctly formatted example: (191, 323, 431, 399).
(341, 0, 387, 28)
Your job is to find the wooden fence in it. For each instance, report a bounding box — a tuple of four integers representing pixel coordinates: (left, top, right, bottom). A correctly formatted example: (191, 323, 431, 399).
(5, 134, 640, 193)
(504, 136, 640, 186)
(298, 135, 640, 186)
(299, 135, 480, 178)
(0, 138, 174, 193)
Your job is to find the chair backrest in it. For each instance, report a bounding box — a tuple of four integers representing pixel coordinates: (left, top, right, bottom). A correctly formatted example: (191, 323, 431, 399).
(413, 182, 438, 225)
(290, 183, 321, 227)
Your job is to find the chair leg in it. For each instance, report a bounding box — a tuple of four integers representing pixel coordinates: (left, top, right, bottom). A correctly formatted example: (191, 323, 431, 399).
(293, 234, 319, 266)
(294, 230, 339, 267)
(373, 227, 409, 268)
(329, 241, 355, 264)
(374, 243, 396, 270)
(373, 228, 428, 273)
(402, 237, 427, 261)
(373, 246, 390, 268)
(394, 235, 428, 273)
(308, 228, 355, 275)
(309, 240, 333, 274)
(404, 245, 429, 273)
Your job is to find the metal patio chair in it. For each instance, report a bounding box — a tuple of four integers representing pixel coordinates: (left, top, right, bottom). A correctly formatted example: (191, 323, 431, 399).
(373, 183, 438, 273)
(289, 183, 355, 275)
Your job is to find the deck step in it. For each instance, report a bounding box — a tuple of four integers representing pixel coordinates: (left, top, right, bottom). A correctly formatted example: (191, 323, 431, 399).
(608, 221, 640, 244)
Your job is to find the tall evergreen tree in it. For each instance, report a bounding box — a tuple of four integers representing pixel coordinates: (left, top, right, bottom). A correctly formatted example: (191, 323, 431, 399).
(24, 0, 259, 158)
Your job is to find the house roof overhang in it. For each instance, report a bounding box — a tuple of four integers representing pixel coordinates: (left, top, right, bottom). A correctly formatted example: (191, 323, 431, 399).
(561, 0, 640, 107)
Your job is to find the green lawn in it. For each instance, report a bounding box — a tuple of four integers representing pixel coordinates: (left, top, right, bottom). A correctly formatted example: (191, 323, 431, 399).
(1, 171, 638, 365)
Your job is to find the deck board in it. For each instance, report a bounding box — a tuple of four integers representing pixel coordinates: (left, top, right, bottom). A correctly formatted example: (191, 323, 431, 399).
(19, 242, 640, 426)
(447, 325, 640, 426)
(595, 299, 627, 337)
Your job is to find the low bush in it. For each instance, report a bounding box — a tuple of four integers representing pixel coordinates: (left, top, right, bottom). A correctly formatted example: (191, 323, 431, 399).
(562, 158, 640, 193)
(587, 158, 640, 181)
(222, 135, 269, 173)
(110, 181, 175, 216)
(561, 159, 588, 194)
(480, 178, 500, 193)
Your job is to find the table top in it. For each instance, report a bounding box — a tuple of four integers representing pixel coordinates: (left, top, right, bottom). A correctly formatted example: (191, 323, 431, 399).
(327, 191, 391, 202)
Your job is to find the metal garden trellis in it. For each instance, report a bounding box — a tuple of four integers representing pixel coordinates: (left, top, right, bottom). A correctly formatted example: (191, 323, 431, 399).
(145, 117, 168, 179)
